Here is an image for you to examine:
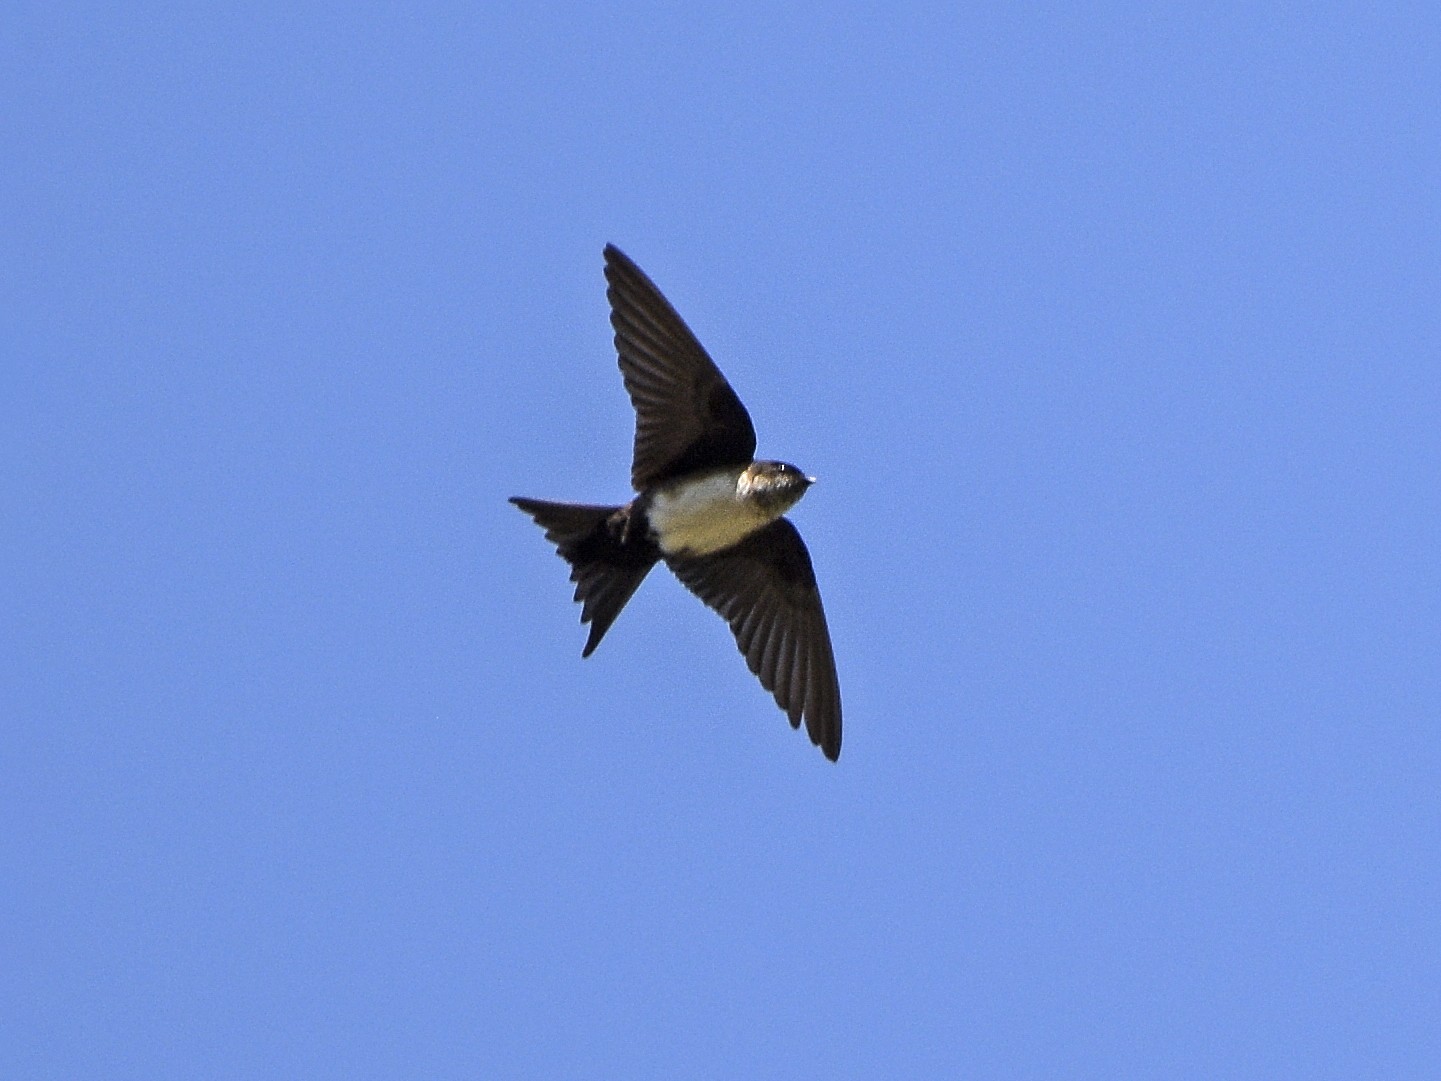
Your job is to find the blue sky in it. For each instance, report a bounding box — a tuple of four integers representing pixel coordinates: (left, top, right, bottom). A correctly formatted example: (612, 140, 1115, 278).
(6, 3, 1439, 1077)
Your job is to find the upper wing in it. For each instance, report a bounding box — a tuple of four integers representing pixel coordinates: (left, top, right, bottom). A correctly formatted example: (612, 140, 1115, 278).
(604, 245, 757, 491)
(666, 518, 841, 760)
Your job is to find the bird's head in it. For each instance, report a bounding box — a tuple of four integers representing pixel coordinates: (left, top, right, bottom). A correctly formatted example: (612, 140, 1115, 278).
(740, 460, 815, 515)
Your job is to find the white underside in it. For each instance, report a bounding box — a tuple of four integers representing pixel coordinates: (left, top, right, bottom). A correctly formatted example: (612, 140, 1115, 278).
(648, 473, 769, 557)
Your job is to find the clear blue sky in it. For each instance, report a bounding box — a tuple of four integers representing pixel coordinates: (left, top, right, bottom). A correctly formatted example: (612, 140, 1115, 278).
(6, 3, 1439, 1077)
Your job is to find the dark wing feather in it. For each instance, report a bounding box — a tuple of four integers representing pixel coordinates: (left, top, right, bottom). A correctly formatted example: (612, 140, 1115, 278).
(667, 519, 841, 760)
(604, 245, 757, 490)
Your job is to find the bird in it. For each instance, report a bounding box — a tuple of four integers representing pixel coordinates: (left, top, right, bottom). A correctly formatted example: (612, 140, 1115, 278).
(510, 244, 842, 761)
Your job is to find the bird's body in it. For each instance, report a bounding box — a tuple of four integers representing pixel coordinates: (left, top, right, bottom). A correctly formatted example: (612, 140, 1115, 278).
(510, 245, 842, 761)
(647, 462, 812, 557)
(648, 467, 760, 557)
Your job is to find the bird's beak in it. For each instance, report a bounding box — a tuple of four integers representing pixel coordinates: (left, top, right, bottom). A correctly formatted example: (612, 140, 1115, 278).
(805, 476, 818, 485)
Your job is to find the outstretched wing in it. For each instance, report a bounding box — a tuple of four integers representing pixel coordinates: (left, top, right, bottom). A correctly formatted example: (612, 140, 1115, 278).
(604, 245, 757, 491)
(667, 518, 841, 761)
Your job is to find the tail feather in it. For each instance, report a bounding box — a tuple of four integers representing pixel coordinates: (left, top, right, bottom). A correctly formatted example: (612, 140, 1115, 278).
(509, 497, 659, 655)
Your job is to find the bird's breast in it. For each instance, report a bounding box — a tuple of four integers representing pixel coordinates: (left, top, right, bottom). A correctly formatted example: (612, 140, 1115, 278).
(647, 472, 769, 557)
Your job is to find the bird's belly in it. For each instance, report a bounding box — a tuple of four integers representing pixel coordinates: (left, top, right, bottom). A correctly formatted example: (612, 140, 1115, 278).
(648, 474, 767, 557)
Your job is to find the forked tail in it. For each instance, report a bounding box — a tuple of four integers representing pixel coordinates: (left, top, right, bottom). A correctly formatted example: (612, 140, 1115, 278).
(509, 497, 660, 656)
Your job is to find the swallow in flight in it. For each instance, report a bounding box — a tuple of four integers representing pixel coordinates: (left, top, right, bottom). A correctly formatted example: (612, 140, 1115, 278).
(510, 245, 842, 760)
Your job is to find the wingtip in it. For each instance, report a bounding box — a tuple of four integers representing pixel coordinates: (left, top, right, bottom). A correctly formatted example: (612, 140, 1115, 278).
(814, 720, 841, 762)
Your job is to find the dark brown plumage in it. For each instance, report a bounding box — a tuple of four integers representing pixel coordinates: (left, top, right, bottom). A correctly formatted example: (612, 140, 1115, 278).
(510, 245, 842, 761)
